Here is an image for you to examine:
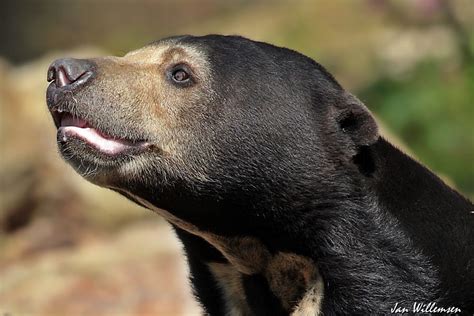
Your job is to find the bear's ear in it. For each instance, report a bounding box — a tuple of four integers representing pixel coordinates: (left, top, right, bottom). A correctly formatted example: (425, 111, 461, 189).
(331, 92, 379, 147)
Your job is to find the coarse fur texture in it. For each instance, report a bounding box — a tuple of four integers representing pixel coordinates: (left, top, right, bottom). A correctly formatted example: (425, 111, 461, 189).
(46, 34, 474, 315)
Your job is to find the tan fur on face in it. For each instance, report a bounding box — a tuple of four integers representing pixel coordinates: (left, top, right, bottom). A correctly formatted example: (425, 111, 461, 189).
(76, 39, 217, 185)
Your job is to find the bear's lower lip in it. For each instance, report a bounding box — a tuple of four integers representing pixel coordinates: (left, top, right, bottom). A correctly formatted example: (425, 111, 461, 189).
(58, 113, 149, 155)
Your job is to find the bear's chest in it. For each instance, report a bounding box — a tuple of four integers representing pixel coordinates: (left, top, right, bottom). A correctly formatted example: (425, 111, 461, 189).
(134, 196, 324, 314)
(206, 243, 324, 316)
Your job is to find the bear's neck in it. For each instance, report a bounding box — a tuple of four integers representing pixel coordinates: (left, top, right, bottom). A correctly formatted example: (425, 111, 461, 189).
(121, 137, 473, 314)
(369, 137, 472, 234)
(366, 138, 473, 305)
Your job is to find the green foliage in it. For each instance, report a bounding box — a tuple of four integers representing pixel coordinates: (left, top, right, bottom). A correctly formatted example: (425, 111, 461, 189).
(360, 61, 474, 195)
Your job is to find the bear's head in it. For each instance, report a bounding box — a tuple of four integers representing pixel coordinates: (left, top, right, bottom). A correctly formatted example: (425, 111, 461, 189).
(46, 35, 378, 231)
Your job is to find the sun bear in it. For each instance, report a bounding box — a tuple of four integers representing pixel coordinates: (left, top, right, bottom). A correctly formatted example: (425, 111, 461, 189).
(46, 35, 474, 315)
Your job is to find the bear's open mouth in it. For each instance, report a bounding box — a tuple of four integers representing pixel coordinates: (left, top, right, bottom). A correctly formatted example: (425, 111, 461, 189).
(54, 110, 150, 155)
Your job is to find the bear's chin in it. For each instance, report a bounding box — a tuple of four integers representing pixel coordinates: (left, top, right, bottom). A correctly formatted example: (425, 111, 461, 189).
(57, 134, 152, 185)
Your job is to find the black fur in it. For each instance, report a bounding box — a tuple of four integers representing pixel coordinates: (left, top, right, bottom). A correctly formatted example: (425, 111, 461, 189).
(47, 35, 474, 315)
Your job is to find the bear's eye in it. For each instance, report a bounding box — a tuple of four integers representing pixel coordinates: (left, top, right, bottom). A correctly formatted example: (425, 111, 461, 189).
(172, 69, 190, 82)
(167, 64, 194, 87)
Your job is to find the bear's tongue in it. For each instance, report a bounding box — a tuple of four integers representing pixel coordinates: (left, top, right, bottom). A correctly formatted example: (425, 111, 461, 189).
(59, 113, 137, 155)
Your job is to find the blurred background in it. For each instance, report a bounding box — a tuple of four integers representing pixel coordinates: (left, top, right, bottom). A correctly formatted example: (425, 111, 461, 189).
(0, 0, 473, 315)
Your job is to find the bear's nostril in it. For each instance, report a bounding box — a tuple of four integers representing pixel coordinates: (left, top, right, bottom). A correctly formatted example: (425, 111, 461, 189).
(57, 67, 72, 87)
(47, 58, 95, 89)
(47, 66, 56, 82)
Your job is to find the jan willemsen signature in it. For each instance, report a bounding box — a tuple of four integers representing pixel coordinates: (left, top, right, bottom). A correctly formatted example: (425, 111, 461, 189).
(390, 302, 462, 314)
